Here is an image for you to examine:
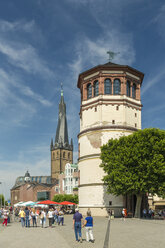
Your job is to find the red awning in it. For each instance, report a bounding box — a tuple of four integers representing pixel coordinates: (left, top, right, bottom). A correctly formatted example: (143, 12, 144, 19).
(37, 200, 60, 205)
(60, 201, 76, 205)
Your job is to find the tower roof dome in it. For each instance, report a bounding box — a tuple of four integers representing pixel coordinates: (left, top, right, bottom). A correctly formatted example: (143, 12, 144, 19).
(25, 170, 30, 178)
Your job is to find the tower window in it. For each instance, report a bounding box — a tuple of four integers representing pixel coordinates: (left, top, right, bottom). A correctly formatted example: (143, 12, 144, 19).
(68, 153, 70, 159)
(135, 123, 137, 128)
(87, 83, 92, 99)
(104, 78, 112, 94)
(95, 107, 97, 112)
(57, 152, 59, 158)
(63, 152, 65, 158)
(113, 79, 121, 95)
(132, 83, 136, 99)
(126, 80, 131, 97)
(116, 106, 119, 110)
(53, 152, 55, 159)
(135, 113, 137, 117)
(94, 80, 99, 97)
(112, 120, 115, 124)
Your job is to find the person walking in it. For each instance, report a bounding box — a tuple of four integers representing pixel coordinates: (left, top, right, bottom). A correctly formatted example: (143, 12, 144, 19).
(40, 209, 46, 228)
(58, 209, 64, 225)
(2, 209, 8, 227)
(48, 208, 53, 227)
(54, 207, 59, 224)
(73, 208, 83, 243)
(83, 211, 94, 243)
(24, 207, 30, 228)
(19, 208, 25, 227)
(31, 208, 37, 227)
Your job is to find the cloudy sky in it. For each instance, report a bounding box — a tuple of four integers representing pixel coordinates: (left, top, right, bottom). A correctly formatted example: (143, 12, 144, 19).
(0, 0, 165, 199)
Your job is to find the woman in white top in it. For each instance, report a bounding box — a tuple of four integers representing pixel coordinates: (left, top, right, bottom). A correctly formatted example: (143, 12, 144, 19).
(48, 208, 54, 227)
(40, 209, 46, 228)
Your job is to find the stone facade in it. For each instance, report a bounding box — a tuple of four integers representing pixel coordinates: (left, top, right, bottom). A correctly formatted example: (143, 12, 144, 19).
(77, 62, 144, 216)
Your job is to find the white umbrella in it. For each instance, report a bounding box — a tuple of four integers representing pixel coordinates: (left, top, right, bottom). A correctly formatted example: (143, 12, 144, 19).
(14, 201, 24, 207)
(21, 201, 34, 207)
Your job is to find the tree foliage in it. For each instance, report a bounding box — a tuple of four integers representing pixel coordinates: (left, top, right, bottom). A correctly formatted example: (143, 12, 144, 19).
(100, 128, 165, 217)
(0, 194, 5, 206)
(52, 194, 78, 204)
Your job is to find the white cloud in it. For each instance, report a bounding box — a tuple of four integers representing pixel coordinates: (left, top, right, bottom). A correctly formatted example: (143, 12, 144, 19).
(0, 68, 52, 127)
(0, 19, 35, 33)
(0, 40, 54, 78)
(141, 67, 165, 96)
(152, 4, 165, 41)
(68, 31, 135, 81)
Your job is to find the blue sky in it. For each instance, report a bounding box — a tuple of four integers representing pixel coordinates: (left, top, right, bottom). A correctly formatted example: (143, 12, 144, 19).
(0, 0, 165, 199)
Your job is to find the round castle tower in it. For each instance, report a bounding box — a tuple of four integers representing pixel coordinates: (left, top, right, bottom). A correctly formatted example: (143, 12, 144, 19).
(77, 62, 144, 216)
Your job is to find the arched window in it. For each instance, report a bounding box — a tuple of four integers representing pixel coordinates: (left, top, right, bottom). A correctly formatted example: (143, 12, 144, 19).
(113, 79, 121, 95)
(104, 78, 112, 94)
(63, 152, 65, 158)
(87, 83, 92, 99)
(53, 152, 55, 159)
(132, 83, 136, 99)
(94, 80, 99, 97)
(68, 153, 70, 159)
(126, 81, 131, 97)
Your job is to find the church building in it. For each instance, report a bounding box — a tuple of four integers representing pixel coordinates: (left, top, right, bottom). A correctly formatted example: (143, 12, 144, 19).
(77, 62, 144, 216)
(11, 88, 73, 205)
(50, 87, 73, 181)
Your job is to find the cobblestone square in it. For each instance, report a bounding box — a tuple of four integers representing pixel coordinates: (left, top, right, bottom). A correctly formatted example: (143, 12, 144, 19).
(0, 216, 164, 248)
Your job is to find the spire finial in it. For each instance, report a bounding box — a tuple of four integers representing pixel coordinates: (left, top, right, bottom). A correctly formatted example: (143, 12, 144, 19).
(61, 82, 63, 96)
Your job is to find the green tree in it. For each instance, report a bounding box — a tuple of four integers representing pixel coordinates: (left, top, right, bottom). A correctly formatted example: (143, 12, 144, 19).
(52, 194, 78, 204)
(100, 128, 165, 218)
(0, 194, 5, 207)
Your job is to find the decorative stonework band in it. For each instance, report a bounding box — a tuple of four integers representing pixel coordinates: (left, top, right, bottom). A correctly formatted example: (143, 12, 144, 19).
(81, 97, 142, 109)
(79, 183, 105, 188)
(78, 153, 100, 162)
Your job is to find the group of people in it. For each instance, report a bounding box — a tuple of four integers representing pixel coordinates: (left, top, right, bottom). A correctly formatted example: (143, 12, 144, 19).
(1, 206, 95, 243)
(18, 207, 64, 228)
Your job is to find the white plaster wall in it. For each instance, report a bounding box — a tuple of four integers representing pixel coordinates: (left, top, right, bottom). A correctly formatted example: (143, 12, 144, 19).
(79, 130, 133, 158)
(81, 95, 142, 132)
(79, 158, 104, 185)
(79, 185, 123, 207)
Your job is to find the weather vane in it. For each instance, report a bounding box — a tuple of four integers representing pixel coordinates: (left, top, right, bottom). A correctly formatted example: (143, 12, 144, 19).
(107, 50, 120, 62)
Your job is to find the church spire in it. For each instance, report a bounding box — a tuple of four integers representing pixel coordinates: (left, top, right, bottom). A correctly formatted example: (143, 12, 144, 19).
(55, 85, 69, 148)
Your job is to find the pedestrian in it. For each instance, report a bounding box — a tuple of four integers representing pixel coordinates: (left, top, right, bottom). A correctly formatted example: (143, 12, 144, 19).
(58, 209, 64, 225)
(40, 209, 46, 228)
(24, 207, 30, 227)
(83, 211, 94, 243)
(73, 208, 83, 243)
(19, 208, 25, 227)
(122, 208, 127, 221)
(2, 209, 8, 227)
(54, 207, 59, 224)
(31, 208, 37, 227)
(48, 208, 54, 227)
(142, 209, 147, 218)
